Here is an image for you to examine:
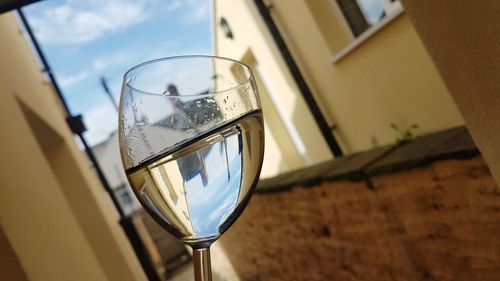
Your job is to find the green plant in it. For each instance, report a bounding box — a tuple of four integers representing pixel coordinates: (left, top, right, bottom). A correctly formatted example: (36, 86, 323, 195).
(390, 123, 419, 144)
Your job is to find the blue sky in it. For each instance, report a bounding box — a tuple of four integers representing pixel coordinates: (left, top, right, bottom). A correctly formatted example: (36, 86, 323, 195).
(24, 0, 212, 145)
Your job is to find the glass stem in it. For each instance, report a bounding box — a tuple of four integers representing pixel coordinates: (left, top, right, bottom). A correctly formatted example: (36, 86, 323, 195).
(193, 247, 212, 281)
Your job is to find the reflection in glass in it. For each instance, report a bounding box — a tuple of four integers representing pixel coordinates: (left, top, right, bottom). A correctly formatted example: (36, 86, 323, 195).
(119, 56, 265, 281)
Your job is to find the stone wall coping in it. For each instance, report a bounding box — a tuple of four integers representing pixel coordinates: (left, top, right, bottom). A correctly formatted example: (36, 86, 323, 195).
(257, 126, 479, 193)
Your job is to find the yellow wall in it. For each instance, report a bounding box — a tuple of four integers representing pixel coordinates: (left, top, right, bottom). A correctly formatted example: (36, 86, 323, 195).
(304, 0, 352, 54)
(399, 0, 500, 185)
(266, 0, 464, 152)
(0, 12, 147, 281)
(0, 227, 29, 281)
(214, 0, 464, 158)
(214, 0, 334, 178)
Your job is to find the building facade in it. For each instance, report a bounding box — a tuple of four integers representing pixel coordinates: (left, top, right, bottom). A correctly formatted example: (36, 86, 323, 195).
(213, 0, 464, 177)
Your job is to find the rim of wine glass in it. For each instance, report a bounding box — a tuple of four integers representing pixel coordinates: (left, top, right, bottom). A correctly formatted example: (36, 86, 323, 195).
(123, 55, 254, 98)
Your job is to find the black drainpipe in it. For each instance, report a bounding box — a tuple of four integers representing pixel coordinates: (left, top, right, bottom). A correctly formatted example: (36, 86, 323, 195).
(17, 8, 161, 281)
(253, 0, 343, 157)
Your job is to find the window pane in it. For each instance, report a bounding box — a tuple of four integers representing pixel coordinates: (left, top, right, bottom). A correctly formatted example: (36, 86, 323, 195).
(356, 0, 385, 26)
(336, 0, 370, 36)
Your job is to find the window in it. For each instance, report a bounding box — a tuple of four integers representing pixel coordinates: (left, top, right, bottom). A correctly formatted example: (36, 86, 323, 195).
(336, 0, 402, 37)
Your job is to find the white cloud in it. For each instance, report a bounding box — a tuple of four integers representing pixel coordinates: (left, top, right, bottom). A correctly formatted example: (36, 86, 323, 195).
(58, 71, 88, 87)
(183, 0, 210, 24)
(166, 0, 183, 11)
(30, 0, 153, 45)
(164, 0, 210, 24)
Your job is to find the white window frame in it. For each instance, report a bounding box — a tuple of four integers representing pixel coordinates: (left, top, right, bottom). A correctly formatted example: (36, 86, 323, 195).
(331, 0, 404, 64)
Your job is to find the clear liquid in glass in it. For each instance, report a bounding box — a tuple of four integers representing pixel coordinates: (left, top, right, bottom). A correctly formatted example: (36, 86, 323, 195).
(126, 111, 264, 247)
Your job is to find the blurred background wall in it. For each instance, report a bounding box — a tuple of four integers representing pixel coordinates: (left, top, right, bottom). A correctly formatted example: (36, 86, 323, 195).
(0, 12, 147, 281)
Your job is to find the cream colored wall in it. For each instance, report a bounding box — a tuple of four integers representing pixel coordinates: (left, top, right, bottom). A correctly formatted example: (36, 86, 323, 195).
(214, 0, 334, 177)
(267, 0, 464, 152)
(214, 0, 464, 156)
(304, 0, 353, 54)
(0, 227, 29, 281)
(398, 0, 500, 185)
(0, 12, 147, 281)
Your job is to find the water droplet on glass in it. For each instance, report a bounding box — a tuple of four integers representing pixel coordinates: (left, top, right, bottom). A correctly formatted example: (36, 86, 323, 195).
(127, 148, 135, 158)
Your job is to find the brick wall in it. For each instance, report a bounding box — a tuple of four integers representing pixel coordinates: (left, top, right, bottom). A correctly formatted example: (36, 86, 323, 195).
(219, 156, 500, 281)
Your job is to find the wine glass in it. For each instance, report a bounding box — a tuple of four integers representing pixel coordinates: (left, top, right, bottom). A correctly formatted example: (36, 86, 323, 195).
(118, 55, 265, 281)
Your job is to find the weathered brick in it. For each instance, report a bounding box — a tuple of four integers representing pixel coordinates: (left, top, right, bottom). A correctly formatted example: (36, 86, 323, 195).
(219, 156, 500, 281)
